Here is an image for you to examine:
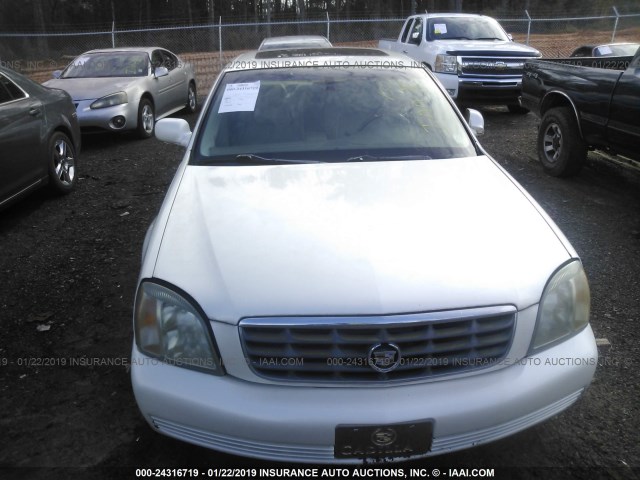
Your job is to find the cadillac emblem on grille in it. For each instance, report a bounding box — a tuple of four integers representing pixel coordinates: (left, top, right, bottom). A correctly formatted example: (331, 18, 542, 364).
(371, 427, 398, 446)
(368, 343, 402, 373)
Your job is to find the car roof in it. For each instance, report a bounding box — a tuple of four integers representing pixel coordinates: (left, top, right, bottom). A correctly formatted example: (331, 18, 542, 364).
(226, 47, 414, 72)
(79, 47, 167, 55)
(259, 35, 332, 50)
(596, 42, 639, 47)
(417, 13, 494, 19)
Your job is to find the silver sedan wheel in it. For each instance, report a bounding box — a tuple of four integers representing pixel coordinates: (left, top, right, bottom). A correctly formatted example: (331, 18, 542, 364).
(542, 122, 562, 164)
(141, 103, 154, 135)
(53, 137, 75, 186)
(188, 85, 197, 111)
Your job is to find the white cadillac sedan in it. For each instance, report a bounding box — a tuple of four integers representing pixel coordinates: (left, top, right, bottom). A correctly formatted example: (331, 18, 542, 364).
(131, 48, 597, 463)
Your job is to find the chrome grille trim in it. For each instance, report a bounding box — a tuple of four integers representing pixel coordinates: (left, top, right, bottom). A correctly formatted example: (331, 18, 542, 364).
(459, 57, 527, 77)
(239, 306, 516, 383)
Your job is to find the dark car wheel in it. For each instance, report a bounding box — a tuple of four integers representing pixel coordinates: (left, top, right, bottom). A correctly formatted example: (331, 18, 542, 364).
(48, 131, 77, 194)
(185, 82, 197, 113)
(137, 98, 155, 139)
(538, 107, 587, 177)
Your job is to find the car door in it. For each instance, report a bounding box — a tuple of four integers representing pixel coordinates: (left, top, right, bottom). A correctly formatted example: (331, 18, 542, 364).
(150, 49, 185, 116)
(160, 50, 187, 113)
(607, 51, 640, 160)
(0, 73, 44, 205)
(401, 17, 424, 60)
(150, 49, 172, 115)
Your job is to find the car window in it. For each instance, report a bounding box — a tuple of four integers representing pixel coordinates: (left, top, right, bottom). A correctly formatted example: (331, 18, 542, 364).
(571, 46, 593, 57)
(193, 66, 477, 165)
(427, 17, 509, 41)
(409, 18, 423, 45)
(63, 52, 149, 78)
(0, 73, 26, 103)
(0, 80, 12, 104)
(151, 50, 164, 69)
(161, 50, 178, 71)
(400, 19, 414, 43)
(609, 44, 640, 56)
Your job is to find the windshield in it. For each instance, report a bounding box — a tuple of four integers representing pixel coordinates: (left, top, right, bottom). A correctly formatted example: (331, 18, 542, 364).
(595, 44, 640, 56)
(427, 17, 509, 41)
(192, 66, 477, 165)
(62, 52, 149, 78)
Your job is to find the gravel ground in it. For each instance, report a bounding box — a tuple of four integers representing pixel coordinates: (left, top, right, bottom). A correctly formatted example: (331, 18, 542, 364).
(0, 106, 638, 480)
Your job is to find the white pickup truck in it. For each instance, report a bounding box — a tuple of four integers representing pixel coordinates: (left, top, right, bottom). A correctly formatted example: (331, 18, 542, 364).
(379, 13, 541, 112)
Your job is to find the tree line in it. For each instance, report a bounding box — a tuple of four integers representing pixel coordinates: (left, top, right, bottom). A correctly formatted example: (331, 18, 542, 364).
(0, 0, 633, 32)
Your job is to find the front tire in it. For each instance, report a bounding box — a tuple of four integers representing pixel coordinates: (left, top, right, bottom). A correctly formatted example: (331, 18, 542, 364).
(537, 107, 587, 177)
(137, 98, 155, 139)
(47, 132, 77, 195)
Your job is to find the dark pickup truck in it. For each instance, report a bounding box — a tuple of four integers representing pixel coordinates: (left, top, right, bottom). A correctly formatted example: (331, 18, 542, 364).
(520, 48, 640, 176)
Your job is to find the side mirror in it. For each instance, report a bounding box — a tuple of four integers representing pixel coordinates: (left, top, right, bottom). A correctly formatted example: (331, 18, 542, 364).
(154, 66, 169, 78)
(464, 108, 484, 136)
(52, 70, 62, 79)
(155, 118, 192, 147)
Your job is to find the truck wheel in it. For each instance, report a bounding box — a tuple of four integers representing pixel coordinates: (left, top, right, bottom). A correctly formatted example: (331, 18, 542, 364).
(538, 107, 587, 177)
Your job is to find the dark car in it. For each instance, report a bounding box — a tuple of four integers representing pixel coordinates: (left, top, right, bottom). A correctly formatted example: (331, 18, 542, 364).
(570, 42, 640, 57)
(0, 66, 80, 210)
(521, 47, 640, 176)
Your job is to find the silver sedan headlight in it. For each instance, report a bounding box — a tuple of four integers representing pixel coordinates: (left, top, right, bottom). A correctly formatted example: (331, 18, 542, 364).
(134, 281, 224, 375)
(531, 260, 590, 352)
(434, 54, 457, 74)
(91, 91, 128, 109)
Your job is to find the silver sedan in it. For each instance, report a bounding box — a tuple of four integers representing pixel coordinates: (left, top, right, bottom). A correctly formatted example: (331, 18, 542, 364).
(44, 47, 197, 138)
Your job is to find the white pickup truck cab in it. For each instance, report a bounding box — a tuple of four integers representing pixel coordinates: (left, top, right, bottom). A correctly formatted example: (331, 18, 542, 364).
(379, 13, 541, 112)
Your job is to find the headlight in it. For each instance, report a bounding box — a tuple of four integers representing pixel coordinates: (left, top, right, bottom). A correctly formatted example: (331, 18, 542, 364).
(531, 260, 590, 353)
(90, 91, 128, 109)
(134, 281, 224, 375)
(434, 54, 457, 74)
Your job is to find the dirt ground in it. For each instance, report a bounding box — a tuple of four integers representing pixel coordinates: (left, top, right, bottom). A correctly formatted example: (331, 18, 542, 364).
(0, 105, 639, 480)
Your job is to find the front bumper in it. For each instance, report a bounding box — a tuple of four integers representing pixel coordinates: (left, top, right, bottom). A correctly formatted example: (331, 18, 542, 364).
(131, 325, 597, 463)
(434, 72, 523, 104)
(74, 99, 138, 132)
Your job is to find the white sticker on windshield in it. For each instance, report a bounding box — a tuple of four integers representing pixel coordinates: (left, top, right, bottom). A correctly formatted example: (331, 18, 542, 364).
(218, 81, 261, 113)
(434, 23, 447, 35)
(596, 45, 613, 56)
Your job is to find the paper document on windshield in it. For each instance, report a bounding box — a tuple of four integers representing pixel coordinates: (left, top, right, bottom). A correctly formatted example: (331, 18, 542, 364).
(434, 24, 447, 35)
(218, 81, 261, 113)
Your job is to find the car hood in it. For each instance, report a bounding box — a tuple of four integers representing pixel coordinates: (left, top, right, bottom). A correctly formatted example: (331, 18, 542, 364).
(152, 156, 570, 324)
(443, 41, 540, 57)
(42, 77, 140, 101)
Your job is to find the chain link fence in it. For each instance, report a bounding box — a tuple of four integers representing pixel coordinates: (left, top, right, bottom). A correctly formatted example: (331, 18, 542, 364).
(1, 10, 638, 94)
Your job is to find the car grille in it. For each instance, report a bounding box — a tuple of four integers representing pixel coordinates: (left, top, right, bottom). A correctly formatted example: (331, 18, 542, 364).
(239, 306, 516, 383)
(459, 57, 526, 77)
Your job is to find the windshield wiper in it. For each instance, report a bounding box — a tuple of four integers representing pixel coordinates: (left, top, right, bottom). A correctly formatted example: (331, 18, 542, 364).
(235, 154, 320, 164)
(476, 37, 503, 41)
(346, 154, 432, 162)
